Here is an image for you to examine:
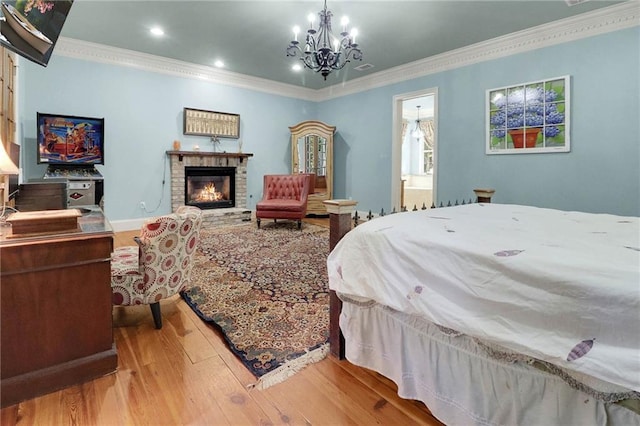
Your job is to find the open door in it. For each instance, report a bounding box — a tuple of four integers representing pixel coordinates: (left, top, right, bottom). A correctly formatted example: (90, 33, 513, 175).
(392, 88, 438, 211)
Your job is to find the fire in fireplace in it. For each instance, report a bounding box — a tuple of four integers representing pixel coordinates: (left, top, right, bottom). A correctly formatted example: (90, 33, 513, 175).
(185, 166, 235, 209)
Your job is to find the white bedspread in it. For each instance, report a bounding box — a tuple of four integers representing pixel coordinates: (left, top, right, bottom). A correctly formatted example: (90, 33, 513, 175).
(327, 203, 640, 392)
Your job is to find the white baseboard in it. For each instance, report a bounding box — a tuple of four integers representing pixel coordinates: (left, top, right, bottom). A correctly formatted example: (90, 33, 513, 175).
(110, 218, 146, 232)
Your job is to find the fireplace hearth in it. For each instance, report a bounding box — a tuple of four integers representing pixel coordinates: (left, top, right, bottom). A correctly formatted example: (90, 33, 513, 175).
(185, 166, 235, 209)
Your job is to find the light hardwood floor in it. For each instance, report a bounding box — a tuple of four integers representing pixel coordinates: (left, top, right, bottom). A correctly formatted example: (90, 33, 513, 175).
(1, 219, 443, 425)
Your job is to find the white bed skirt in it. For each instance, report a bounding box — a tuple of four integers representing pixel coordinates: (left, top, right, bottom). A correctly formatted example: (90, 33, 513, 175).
(340, 301, 640, 426)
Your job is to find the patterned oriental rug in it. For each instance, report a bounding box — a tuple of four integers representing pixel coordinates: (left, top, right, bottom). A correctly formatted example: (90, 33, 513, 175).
(181, 221, 330, 389)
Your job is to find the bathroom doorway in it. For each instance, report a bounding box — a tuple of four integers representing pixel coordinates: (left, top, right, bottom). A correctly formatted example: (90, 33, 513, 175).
(392, 88, 438, 210)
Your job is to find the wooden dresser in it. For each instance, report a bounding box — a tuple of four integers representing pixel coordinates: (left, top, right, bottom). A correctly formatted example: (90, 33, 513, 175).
(0, 207, 117, 407)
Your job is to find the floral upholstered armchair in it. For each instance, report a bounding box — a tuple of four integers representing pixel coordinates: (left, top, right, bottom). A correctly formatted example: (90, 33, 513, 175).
(111, 206, 203, 329)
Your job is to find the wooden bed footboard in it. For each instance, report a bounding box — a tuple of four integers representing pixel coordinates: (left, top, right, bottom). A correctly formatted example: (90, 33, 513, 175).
(323, 199, 357, 359)
(329, 290, 345, 359)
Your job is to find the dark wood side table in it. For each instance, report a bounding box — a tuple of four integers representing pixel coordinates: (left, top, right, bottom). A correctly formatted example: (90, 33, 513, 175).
(0, 206, 117, 407)
(14, 181, 67, 211)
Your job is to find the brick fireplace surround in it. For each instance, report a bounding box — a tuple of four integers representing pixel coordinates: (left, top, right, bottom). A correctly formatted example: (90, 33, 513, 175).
(167, 151, 253, 227)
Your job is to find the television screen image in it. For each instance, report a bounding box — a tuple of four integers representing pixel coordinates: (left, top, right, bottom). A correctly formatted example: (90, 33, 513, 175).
(37, 113, 104, 165)
(0, 0, 74, 67)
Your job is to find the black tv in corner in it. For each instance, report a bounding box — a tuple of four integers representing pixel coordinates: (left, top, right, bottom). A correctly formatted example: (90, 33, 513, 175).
(0, 0, 74, 67)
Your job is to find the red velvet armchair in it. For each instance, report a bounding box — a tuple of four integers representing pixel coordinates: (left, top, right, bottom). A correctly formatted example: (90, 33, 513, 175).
(256, 174, 311, 229)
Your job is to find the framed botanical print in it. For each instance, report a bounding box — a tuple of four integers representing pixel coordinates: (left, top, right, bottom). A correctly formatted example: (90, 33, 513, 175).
(486, 76, 570, 154)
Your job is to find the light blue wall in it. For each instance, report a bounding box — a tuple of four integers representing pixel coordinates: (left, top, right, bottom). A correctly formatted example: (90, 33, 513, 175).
(18, 27, 640, 222)
(19, 57, 316, 221)
(319, 27, 640, 216)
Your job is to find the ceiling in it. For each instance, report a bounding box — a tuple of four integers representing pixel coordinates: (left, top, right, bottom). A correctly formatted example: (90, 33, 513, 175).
(59, 1, 624, 90)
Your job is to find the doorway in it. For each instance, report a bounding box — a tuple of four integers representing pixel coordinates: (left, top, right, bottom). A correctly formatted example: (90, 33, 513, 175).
(391, 88, 438, 211)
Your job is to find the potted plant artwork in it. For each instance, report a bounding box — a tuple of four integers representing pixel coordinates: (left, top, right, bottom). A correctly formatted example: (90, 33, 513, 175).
(487, 76, 570, 154)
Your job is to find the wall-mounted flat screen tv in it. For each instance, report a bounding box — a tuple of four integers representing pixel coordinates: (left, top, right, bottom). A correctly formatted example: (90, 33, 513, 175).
(0, 0, 74, 67)
(37, 112, 104, 165)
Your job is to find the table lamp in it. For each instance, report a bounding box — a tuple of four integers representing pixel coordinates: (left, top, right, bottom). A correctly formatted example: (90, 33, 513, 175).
(0, 140, 18, 168)
(0, 140, 19, 232)
(0, 138, 19, 186)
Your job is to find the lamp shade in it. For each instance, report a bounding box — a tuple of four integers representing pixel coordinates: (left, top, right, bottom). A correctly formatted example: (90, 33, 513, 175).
(0, 141, 19, 175)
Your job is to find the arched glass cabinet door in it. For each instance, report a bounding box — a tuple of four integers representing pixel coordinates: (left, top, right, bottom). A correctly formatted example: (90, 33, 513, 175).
(289, 120, 336, 215)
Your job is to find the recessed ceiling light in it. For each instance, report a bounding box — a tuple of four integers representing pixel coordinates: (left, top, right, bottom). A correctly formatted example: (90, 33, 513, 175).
(565, 0, 589, 5)
(214, 60, 224, 68)
(292, 64, 302, 72)
(150, 27, 164, 37)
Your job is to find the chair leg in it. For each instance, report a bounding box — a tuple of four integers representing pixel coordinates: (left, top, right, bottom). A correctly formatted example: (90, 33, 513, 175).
(297, 219, 302, 230)
(257, 218, 261, 229)
(150, 302, 162, 329)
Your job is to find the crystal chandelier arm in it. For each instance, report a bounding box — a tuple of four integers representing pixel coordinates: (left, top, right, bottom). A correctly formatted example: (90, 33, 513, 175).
(305, 32, 318, 54)
(317, 2, 333, 50)
(344, 45, 362, 61)
(286, 39, 300, 56)
(301, 54, 316, 70)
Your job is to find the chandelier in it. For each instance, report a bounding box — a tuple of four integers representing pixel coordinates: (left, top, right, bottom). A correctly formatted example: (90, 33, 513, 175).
(412, 106, 424, 138)
(286, 0, 363, 80)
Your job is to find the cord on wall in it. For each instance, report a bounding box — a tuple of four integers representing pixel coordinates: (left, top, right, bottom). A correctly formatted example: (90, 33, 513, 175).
(140, 154, 169, 214)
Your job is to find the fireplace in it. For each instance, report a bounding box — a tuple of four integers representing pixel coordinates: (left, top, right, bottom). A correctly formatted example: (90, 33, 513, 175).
(168, 151, 253, 227)
(185, 166, 235, 209)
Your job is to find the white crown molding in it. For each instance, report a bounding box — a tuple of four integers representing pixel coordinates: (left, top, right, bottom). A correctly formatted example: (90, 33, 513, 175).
(54, 1, 639, 103)
(316, 1, 640, 101)
(55, 38, 319, 102)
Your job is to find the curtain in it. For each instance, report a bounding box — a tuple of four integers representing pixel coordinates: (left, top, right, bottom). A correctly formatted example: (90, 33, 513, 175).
(420, 119, 435, 150)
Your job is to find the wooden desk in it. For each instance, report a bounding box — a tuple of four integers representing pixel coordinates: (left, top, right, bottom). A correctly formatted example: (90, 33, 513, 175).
(0, 206, 117, 407)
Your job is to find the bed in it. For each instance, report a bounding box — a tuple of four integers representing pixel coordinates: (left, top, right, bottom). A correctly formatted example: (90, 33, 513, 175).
(326, 203, 640, 425)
